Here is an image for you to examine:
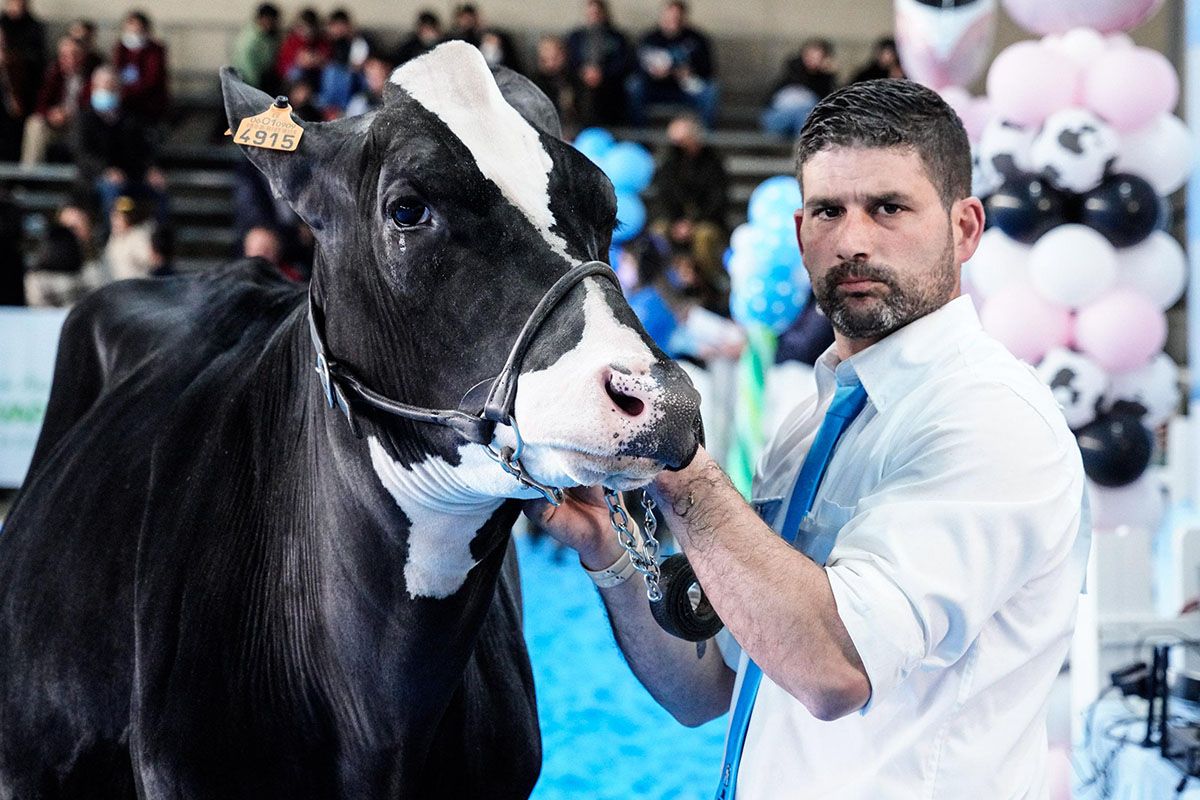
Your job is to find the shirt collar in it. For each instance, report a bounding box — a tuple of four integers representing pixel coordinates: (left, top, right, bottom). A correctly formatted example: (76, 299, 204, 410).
(813, 296, 981, 413)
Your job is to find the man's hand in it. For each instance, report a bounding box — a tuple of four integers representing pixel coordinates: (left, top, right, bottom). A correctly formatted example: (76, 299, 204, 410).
(522, 487, 623, 569)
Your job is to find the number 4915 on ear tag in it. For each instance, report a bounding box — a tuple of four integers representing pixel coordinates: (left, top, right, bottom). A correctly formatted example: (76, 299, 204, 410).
(231, 97, 303, 152)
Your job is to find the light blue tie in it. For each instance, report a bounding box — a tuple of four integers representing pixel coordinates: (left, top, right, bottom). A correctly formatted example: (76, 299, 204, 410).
(715, 379, 869, 800)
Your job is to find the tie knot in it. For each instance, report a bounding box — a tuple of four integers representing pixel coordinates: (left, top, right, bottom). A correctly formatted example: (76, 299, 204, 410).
(828, 382, 868, 420)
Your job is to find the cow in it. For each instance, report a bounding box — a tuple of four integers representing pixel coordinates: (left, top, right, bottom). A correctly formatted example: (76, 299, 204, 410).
(0, 42, 702, 799)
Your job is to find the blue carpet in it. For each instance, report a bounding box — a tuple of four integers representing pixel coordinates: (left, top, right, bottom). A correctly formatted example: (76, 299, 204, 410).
(518, 534, 728, 800)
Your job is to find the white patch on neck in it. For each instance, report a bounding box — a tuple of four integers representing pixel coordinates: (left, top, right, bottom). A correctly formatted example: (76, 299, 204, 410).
(390, 42, 571, 261)
(367, 436, 537, 599)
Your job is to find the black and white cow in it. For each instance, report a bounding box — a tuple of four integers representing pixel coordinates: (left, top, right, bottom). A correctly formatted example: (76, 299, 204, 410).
(0, 42, 701, 799)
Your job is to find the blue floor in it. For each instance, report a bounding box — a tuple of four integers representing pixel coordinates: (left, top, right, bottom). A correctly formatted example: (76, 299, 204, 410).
(518, 534, 728, 800)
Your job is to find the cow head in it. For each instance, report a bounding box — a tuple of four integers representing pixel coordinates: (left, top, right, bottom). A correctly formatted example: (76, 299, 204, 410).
(222, 42, 701, 505)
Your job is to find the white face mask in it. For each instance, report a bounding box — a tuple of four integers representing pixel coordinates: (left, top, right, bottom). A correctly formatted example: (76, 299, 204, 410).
(121, 31, 146, 51)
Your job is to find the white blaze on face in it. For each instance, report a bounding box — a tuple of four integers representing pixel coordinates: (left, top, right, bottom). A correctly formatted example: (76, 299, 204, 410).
(368, 436, 540, 600)
(390, 41, 571, 262)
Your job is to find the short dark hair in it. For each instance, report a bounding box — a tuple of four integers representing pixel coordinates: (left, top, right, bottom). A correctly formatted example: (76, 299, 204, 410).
(416, 10, 440, 28)
(329, 8, 351, 25)
(667, 0, 688, 12)
(794, 79, 971, 209)
(126, 10, 151, 32)
(256, 3, 280, 21)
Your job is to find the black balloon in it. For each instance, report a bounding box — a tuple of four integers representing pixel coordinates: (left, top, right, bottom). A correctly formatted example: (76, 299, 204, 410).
(1075, 412, 1154, 488)
(1080, 173, 1160, 248)
(985, 174, 1070, 244)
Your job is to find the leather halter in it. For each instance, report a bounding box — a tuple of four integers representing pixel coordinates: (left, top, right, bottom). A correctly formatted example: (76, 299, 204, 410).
(307, 260, 620, 502)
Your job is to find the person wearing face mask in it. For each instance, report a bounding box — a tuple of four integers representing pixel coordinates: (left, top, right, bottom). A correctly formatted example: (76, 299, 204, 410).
(72, 65, 166, 226)
(112, 10, 168, 122)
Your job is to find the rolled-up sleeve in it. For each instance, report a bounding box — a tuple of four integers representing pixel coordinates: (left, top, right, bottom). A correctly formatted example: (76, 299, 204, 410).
(824, 384, 1085, 713)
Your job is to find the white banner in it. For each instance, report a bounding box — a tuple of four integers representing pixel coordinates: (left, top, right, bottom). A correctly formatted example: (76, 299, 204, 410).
(0, 307, 68, 488)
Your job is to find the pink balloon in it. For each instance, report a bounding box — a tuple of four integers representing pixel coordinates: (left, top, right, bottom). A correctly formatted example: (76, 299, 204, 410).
(987, 42, 1080, 127)
(940, 88, 990, 142)
(1075, 289, 1167, 373)
(980, 284, 1072, 364)
(1001, 0, 1164, 35)
(1083, 47, 1179, 132)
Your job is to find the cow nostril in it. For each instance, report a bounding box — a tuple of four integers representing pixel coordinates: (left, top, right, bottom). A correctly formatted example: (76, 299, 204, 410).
(605, 377, 645, 417)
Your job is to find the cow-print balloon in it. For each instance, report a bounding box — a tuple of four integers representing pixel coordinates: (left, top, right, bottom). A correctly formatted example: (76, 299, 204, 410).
(1036, 347, 1109, 429)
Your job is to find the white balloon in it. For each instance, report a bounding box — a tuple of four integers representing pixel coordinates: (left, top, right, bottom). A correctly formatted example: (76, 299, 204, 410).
(1089, 474, 1165, 531)
(978, 118, 1036, 178)
(1028, 224, 1118, 308)
(971, 144, 1003, 197)
(1115, 231, 1187, 310)
(1037, 346, 1109, 429)
(1107, 33, 1135, 50)
(1049, 28, 1108, 66)
(962, 228, 1032, 299)
(1102, 352, 1180, 427)
(1114, 113, 1196, 195)
(1029, 107, 1120, 193)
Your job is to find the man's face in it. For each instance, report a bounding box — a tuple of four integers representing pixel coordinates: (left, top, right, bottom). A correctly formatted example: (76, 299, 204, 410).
(3, 0, 26, 19)
(59, 39, 83, 72)
(660, 4, 684, 35)
(585, 1, 605, 26)
(797, 146, 970, 343)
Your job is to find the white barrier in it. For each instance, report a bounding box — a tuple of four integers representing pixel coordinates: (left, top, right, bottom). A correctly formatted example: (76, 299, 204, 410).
(0, 307, 68, 488)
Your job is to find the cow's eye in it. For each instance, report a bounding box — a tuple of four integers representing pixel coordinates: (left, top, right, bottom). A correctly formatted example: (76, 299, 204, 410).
(390, 200, 431, 228)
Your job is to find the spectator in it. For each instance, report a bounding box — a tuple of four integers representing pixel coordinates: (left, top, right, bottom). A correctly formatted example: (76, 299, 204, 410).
(232, 3, 282, 93)
(20, 35, 91, 166)
(392, 10, 441, 66)
(319, 8, 370, 115)
(67, 19, 102, 73)
(531, 36, 579, 133)
(243, 225, 306, 282)
(345, 55, 391, 117)
(103, 195, 154, 281)
(276, 8, 329, 90)
(0, 189, 22, 305)
(565, 0, 632, 127)
(148, 224, 175, 277)
(113, 10, 169, 123)
(448, 4, 523, 73)
(648, 113, 729, 313)
(0, 0, 44, 119)
(761, 38, 837, 139)
(71, 65, 166, 223)
(56, 197, 102, 269)
(0, 29, 26, 160)
(852, 36, 905, 83)
(284, 76, 322, 122)
(627, 1, 717, 128)
(23, 222, 93, 307)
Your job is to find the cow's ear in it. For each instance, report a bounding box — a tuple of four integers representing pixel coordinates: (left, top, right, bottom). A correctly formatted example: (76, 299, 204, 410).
(491, 67, 562, 140)
(220, 67, 371, 236)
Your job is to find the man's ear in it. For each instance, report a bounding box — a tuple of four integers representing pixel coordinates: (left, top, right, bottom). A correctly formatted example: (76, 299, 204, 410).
(222, 67, 372, 237)
(794, 208, 805, 259)
(952, 196, 986, 265)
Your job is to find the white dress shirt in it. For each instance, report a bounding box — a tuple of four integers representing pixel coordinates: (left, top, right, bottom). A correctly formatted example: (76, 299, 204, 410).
(717, 295, 1090, 799)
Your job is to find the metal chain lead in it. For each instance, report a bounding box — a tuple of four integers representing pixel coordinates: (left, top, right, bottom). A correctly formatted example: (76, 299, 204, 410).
(603, 487, 662, 602)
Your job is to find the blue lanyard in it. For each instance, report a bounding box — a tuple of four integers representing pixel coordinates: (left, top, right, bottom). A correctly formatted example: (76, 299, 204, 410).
(715, 381, 869, 800)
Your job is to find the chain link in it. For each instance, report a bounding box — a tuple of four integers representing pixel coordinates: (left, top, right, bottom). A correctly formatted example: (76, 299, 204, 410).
(603, 487, 662, 602)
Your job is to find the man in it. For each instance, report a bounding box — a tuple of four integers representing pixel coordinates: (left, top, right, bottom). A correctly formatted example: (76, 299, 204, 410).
(112, 10, 168, 123)
(232, 3, 282, 93)
(529, 79, 1089, 798)
(392, 10, 442, 66)
(20, 35, 90, 165)
(0, 0, 44, 118)
(761, 38, 837, 138)
(627, 0, 717, 128)
(649, 114, 729, 313)
(565, 0, 632, 127)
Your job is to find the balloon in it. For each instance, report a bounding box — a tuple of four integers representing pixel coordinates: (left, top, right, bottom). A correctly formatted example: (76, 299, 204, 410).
(971, 145, 1003, 198)
(962, 228, 1032, 299)
(1075, 412, 1154, 487)
(1080, 173, 1159, 248)
(894, 0, 997, 90)
(1037, 347, 1109, 429)
(1115, 231, 1186, 310)
(1089, 475, 1165, 531)
(1046, 28, 1108, 66)
(986, 175, 1070, 244)
(747, 176, 803, 229)
(941, 88, 991, 143)
(601, 141, 655, 193)
(1082, 47, 1178, 133)
(730, 271, 805, 333)
(1028, 224, 1118, 308)
(573, 127, 615, 164)
(612, 191, 645, 243)
(1114, 114, 1195, 196)
(1000, 0, 1164, 35)
(1075, 289, 1167, 373)
(1028, 108, 1119, 193)
(627, 286, 678, 351)
(1102, 352, 1180, 427)
(977, 118, 1036, 178)
(986, 41, 1080, 128)
(979, 284, 1072, 363)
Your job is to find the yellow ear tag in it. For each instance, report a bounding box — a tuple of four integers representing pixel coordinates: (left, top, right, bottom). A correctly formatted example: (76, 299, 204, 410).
(231, 96, 304, 152)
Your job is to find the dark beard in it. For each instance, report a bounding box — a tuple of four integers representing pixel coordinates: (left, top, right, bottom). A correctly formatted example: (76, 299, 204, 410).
(814, 240, 957, 341)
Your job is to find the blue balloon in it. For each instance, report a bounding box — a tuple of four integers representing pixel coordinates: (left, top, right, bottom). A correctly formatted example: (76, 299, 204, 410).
(602, 141, 656, 193)
(613, 191, 646, 243)
(730, 276, 805, 333)
(627, 286, 677, 352)
(747, 175, 803, 229)
(574, 127, 615, 165)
